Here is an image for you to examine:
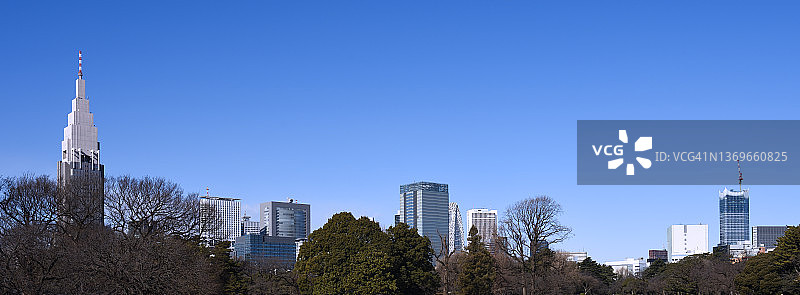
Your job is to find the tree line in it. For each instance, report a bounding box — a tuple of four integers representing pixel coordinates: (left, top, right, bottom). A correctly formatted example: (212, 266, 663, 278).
(2, 174, 798, 294)
(0, 174, 227, 294)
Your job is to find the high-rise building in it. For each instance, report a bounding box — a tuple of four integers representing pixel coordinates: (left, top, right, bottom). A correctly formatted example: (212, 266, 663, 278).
(448, 202, 465, 253)
(241, 216, 260, 236)
(57, 51, 104, 225)
(260, 199, 310, 239)
(752, 225, 789, 250)
(667, 224, 708, 262)
(467, 208, 498, 253)
(200, 196, 241, 245)
(400, 182, 449, 257)
(719, 188, 750, 246)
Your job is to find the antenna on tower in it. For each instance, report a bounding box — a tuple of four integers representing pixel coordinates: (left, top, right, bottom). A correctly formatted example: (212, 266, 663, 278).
(206, 187, 210, 197)
(737, 160, 743, 191)
(78, 51, 83, 78)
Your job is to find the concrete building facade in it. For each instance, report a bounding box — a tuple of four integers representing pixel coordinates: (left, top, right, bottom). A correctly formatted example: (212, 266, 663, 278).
(57, 51, 104, 225)
(467, 208, 498, 253)
(200, 196, 241, 245)
(241, 216, 260, 236)
(667, 224, 709, 262)
(448, 202, 465, 253)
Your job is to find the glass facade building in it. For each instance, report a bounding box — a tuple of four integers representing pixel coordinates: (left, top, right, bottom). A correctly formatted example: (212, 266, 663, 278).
(752, 225, 788, 250)
(234, 234, 297, 267)
(260, 200, 311, 239)
(719, 188, 750, 246)
(400, 182, 449, 257)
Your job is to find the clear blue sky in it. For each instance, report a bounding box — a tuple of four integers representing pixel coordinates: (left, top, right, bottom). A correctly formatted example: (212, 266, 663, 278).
(2, 1, 799, 262)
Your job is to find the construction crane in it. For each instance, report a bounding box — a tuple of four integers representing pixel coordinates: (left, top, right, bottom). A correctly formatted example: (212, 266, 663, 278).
(737, 160, 743, 191)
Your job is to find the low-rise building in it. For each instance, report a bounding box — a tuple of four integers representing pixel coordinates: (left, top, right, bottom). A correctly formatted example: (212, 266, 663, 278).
(604, 258, 647, 277)
(752, 226, 789, 251)
(233, 234, 297, 267)
(562, 252, 588, 262)
(648, 249, 668, 263)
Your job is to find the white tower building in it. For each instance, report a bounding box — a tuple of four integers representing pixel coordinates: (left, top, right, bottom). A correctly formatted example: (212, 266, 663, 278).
(448, 202, 465, 253)
(467, 208, 498, 253)
(200, 196, 241, 245)
(57, 51, 104, 225)
(667, 224, 708, 262)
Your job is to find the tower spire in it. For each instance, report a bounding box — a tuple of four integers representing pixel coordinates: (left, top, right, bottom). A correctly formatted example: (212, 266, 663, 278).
(75, 51, 86, 98)
(78, 51, 83, 79)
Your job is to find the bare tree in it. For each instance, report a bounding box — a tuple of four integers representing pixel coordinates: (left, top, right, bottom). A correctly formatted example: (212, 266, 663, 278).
(104, 175, 206, 240)
(243, 257, 300, 295)
(499, 195, 572, 295)
(0, 175, 62, 294)
(436, 229, 463, 294)
(56, 172, 105, 238)
(0, 174, 226, 294)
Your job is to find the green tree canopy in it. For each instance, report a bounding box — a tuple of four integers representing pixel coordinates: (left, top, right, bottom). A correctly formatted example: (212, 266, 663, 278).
(577, 257, 615, 286)
(457, 225, 496, 295)
(386, 223, 439, 295)
(736, 225, 800, 294)
(294, 212, 439, 295)
(641, 258, 666, 280)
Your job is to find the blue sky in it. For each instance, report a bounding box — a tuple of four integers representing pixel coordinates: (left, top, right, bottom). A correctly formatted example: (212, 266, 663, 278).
(1, 1, 799, 262)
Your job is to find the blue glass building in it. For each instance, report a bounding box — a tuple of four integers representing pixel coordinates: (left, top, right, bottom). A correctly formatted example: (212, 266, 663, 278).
(719, 188, 750, 246)
(234, 234, 297, 267)
(399, 182, 449, 258)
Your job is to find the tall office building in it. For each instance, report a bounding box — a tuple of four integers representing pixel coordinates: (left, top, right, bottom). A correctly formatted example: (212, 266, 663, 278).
(467, 208, 498, 253)
(57, 51, 104, 225)
(448, 202, 465, 253)
(719, 188, 750, 246)
(400, 182, 449, 257)
(200, 196, 241, 245)
(260, 200, 310, 239)
(241, 216, 260, 236)
(667, 224, 708, 262)
(752, 225, 789, 250)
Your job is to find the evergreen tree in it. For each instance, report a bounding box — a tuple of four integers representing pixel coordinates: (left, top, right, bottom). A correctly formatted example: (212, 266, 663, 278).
(736, 225, 800, 294)
(641, 258, 666, 280)
(294, 212, 396, 295)
(457, 226, 496, 295)
(386, 223, 439, 295)
(577, 257, 615, 286)
(294, 212, 440, 295)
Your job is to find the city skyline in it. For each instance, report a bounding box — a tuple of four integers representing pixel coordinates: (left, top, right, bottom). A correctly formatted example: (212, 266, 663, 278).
(7, 52, 794, 263)
(3, 1, 800, 263)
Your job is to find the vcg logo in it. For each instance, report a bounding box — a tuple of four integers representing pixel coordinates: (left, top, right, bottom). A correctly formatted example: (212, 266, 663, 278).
(592, 130, 653, 176)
